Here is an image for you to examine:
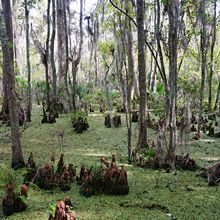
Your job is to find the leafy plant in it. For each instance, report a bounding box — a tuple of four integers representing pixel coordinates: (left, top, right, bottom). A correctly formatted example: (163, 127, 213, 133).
(0, 164, 24, 191)
(70, 111, 88, 124)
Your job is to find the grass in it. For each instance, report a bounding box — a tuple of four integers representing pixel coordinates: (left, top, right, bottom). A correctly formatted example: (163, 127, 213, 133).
(0, 106, 220, 220)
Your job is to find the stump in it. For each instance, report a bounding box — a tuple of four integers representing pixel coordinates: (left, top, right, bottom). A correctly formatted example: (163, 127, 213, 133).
(131, 111, 138, 122)
(113, 115, 121, 128)
(79, 155, 129, 197)
(72, 117, 89, 133)
(104, 114, 111, 128)
(207, 162, 220, 186)
(2, 183, 27, 216)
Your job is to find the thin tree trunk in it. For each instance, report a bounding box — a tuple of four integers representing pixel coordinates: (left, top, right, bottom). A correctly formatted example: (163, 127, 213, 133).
(156, 0, 169, 117)
(208, 0, 217, 111)
(214, 79, 220, 110)
(25, 0, 32, 122)
(56, 0, 65, 84)
(71, 0, 83, 110)
(1, 0, 25, 169)
(167, 0, 179, 167)
(125, 0, 135, 102)
(198, 0, 207, 133)
(50, 0, 57, 98)
(115, 13, 131, 160)
(137, 0, 147, 149)
(63, 0, 72, 111)
(45, 0, 51, 111)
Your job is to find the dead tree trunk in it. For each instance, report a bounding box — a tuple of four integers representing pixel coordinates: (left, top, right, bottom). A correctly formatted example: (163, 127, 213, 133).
(1, 0, 25, 169)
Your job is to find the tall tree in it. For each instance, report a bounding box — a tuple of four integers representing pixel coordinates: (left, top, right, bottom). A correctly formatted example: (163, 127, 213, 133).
(214, 79, 220, 110)
(45, 0, 51, 111)
(56, 0, 66, 85)
(208, 0, 217, 111)
(70, 0, 83, 110)
(50, 0, 57, 99)
(136, 0, 147, 148)
(198, 0, 207, 133)
(25, 0, 32, 122)
(31, 0, 51, 113)
(166, 0, 179, 166)
(1, 0, 25, 169)
(125, 0, 135, 102)
(63, 0, 72, 111)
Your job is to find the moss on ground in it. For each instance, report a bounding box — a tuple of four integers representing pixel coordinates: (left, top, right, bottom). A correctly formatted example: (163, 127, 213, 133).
(0, 107, 220, 219)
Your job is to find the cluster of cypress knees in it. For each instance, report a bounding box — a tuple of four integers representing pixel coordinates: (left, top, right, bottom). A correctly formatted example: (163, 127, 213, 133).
(72, 117, 89, 133)
(104, 114, 121, 128)
(77, 154, 129, 197)
(191, 113, 220, 139)
(2, 152, 129, 217)
(48, 196, 76, 220)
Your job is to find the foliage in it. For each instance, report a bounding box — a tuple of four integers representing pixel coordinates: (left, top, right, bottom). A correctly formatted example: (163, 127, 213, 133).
(70, 110, 88, 123)
(99, 40, 115, 56)
(139, 148, 156, 161)
(0, 164, 24, 191)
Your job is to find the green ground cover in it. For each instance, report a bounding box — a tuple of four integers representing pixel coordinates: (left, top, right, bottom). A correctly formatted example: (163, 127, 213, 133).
(0, 107, 220, 220)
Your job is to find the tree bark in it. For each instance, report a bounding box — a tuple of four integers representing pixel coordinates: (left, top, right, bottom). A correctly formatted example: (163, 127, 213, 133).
(125, 0, 135, 101)
(45, 0, 51, 111)
(156, 0, 169, 117)
(136, 0, 147, 149)
(56, 0, 66, 84)
(25, 0, 32, 122)
(167, 0, 179, 167)
(198, 0, 207, 133)
(208, 0, 217, 111)
(50, 0, 57, 98)
(63, 0, 72, 111)
(1, 0, 25, 169)
(214, 79, 220, 110)
(71, 0, 83, 110)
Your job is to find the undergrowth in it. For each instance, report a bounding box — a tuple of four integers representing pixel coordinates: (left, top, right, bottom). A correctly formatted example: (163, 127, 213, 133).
(0, 106, 220, 219)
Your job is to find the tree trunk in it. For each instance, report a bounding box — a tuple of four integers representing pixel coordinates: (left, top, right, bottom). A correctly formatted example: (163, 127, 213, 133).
(115, 13, 131, 159)
(214, 79, 220, 110)
(45, 0, 51, 111)
(1, 0, 25, 169)
(25, 0, 32, 122)
(71, 0, 83, 110)
(137, 0, 147, 149)
(208, 0, 217, 111)
(125, 0, 135, 102)
(198, 0, 207, 133)
(156, 0, 169, 117)
(167, 0, 179, 167)
(56, 0, 66, 84)
(50, 0, 57, 98)
(63, 0, 72, 111)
